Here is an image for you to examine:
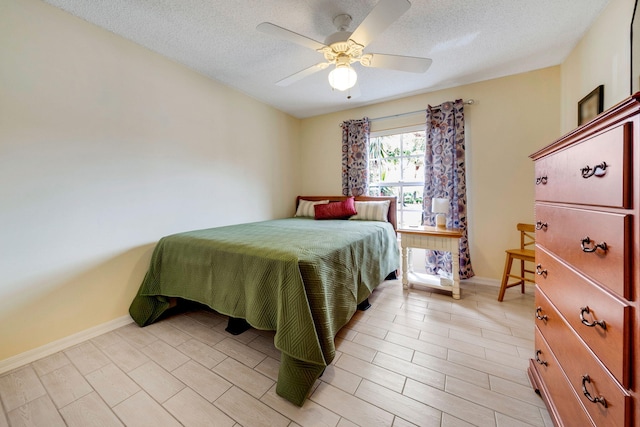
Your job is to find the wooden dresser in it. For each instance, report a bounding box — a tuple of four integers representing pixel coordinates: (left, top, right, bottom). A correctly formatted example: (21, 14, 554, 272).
(528, 94, 640, 427)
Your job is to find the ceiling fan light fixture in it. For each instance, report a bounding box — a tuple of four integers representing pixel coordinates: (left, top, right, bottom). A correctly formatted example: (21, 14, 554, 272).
(328, 64, 357, 91)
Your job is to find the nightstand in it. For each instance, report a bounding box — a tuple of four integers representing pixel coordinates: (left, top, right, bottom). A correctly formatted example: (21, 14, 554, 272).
(397, 225, 463, 299)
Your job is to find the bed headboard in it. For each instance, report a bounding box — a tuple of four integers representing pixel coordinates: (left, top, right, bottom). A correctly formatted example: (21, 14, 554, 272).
(296, 195, 398, 231)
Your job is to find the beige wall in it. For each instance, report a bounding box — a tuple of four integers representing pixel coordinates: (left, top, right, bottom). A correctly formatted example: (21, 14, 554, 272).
(560, 0, 635, 133)
(300, 67, 561, 281)
(0, 0, 300, 361)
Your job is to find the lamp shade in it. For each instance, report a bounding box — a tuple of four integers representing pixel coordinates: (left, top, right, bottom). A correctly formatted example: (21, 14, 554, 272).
(432, 197, 449, 228)
(431, 197, 450, 214)
(328, 64, 357, 91)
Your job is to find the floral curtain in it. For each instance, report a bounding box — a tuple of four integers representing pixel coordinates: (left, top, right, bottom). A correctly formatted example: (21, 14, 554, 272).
(341, 118, 370, 196)
(423, 100, 474, 279)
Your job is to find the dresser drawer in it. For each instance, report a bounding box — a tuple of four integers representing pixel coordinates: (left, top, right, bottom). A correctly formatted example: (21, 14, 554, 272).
(534, 122, 632, 208)
(535, 204, 632, 299)
(533, 329, 595, 427)
(535, 248, 632, 387)
(535, 290, 631, 427)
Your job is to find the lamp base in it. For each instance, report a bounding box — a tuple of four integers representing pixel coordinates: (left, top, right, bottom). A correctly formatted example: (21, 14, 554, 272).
(435, 213, 446, 228)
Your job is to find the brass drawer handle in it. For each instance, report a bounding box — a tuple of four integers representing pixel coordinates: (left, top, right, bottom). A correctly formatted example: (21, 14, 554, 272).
(580, 236, 608, 253)
(535, 176, 548, 185)
(581, 161, 607, 179)
(535, 264, 547, 277)
(535, 349, 548, 366)
(535, 221, 547, 230)
(580, 306, 607, 330)
(535, 306, 548, 322)
(581, 375, 608, 408)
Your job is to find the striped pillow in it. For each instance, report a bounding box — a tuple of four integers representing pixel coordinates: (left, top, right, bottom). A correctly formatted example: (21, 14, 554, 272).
(350, 200, 390, 222)
(295, 199, 330, 217)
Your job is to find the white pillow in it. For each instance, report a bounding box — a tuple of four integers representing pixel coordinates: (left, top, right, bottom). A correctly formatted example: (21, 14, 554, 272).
(295, 199, 330, 217)
(349, 200, 390, 222)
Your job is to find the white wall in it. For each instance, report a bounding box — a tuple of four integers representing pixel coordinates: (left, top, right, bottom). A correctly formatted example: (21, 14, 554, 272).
(299, 67, 562, 281)
(0, 0, 300, 361)
(561, 0, 636, 133)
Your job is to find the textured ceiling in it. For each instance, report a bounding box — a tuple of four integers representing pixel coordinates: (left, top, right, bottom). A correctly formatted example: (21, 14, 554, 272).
(43, 0, 610, 118)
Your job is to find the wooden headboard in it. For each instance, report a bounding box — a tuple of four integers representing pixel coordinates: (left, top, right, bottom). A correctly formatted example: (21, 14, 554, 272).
(296, 195, 398, 231)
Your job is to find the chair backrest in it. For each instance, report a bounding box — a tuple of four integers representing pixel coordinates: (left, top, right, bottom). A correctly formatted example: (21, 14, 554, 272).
(517, 223, 536, 251)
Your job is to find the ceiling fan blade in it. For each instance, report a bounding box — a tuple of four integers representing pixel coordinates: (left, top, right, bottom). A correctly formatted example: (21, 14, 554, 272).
(276, 63, 330, 86)
(365, 53, 432, 73)
(349, 0, 411, 48)
(257, 22, 327, 51)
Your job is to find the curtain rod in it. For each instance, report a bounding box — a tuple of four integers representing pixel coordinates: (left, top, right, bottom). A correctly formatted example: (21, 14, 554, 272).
(339, 99, 476, 127)
(370, 99, 476, 122)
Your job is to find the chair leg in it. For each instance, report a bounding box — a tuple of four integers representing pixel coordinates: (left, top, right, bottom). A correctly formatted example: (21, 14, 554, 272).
(498, 254, 514, 302)
(520, 259, 526, 294)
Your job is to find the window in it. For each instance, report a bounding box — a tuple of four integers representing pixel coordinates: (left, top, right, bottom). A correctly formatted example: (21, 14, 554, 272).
(368, 125, 425, 226)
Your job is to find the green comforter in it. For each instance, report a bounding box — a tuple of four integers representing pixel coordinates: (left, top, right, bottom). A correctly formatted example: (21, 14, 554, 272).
(129, 217, 399, 406)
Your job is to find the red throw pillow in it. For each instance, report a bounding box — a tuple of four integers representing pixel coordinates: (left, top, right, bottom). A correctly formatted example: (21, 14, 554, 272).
(314, 197, 357, 220)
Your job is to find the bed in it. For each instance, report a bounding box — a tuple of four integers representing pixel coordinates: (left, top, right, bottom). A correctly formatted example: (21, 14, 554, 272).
(129, 196, 399, 406)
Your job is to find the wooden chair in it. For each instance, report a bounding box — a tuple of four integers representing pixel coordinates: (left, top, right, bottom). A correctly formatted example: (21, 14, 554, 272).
(498, 223, 536, 301)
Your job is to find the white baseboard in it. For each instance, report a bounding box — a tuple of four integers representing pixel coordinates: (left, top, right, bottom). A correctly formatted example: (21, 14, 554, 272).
(0, 315, 134, 375)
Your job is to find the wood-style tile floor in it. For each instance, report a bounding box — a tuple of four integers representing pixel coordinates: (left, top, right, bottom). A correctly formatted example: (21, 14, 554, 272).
(0, 279, 551, 427)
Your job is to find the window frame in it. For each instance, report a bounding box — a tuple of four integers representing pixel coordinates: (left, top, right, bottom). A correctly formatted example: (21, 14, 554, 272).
(368, 124, 426, 227)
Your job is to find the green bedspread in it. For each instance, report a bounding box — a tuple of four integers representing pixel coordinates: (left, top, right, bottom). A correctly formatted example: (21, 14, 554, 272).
(129, 217, 399, 406)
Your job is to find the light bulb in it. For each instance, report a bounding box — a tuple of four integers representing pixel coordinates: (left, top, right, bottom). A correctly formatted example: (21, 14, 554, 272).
(328, 65, 357, 91)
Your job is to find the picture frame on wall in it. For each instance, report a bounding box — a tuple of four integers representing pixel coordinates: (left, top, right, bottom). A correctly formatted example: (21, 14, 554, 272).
(578, 85, 604, 126)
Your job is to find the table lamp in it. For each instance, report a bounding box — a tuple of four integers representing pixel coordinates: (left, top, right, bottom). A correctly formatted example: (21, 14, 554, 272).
(432, 197, 449, 228)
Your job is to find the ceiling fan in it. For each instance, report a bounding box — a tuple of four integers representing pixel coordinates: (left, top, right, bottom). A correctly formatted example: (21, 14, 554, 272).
(257, 0, 432, 92)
